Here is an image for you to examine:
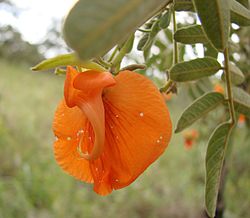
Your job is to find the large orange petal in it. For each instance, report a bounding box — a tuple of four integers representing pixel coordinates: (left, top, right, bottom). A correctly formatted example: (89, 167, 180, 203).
(92, 71, 172, 193)
(53, 100, 93, 183)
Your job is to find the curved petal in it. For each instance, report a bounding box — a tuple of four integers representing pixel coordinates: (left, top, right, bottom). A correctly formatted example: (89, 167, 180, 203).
(64, 66, 116, 160)
(92, 71, 172, 193)
(53, 100, 93, 183)
(64, 66, 79, 108)
(73, 70, 116, 160)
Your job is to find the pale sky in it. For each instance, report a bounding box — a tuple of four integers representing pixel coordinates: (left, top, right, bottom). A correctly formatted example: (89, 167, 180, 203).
(0, 0, 76, 43)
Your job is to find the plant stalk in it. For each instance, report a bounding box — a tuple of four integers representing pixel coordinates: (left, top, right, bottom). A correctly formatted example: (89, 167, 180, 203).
(160, 79, 173, 93)
(172, 8, 178, 64)
(224, 47, 236, 126)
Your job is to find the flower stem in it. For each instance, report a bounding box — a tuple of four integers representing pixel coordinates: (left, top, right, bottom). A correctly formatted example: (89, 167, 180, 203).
(112, 34, 134, 67)
(223, 47, 236, 126)
(108, 46, 119, 63)
(95, 57, 112, 69)
(160, 79, 173, 93)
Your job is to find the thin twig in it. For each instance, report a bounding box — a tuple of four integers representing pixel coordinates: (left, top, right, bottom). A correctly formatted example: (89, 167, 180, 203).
(172, 8, 178, 64)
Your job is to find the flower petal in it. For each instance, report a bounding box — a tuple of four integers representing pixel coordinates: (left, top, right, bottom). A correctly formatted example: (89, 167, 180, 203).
(93, 71, 172, 193)
(53, 100, 93, 183)
(72, 70, 116, 160)
(64, 66, 79, 108)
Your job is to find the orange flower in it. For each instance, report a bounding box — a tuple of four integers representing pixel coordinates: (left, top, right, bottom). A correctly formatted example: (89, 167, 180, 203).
(53, 66, 172, 195)
(214, 84, 224, 94)
(238, 114, 246, 126)
(184, 138, 193, 149)
(183, 129, 199, 150)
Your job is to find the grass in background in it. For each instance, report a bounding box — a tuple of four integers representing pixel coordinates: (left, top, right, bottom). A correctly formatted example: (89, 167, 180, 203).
(0, 60, 249, 218)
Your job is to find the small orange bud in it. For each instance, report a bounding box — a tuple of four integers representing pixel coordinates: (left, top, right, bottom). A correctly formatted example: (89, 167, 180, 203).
(238, 114, 246, 126)
(214, 84, 224, 94)
(183, 129, 199, 150)
(184, 139, 193, 149)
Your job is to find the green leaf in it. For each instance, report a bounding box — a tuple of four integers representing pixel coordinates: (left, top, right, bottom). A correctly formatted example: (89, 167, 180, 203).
(148, 19, 161, 41)
(231, 0, 250, 26)
(170, 57, 221, 82)
(121, 34, 135, 54)
(175, 92, 224, 133)
(63, 0, 170, 60)
(221, 62, 245, 85)
(142, 20, 162, 59)
(204, 43, 218, 58)
(205, 122, 232, 218)
(233, 87, 250, 118)
(154, 39, 167, 51)
(164, 28, 173, 41)
(174, 0, 194, 11)
(31, 53, 105, 71)
(159, 10, 172, 29)
(143, 43, 153, 60)
(192, 0, 230, 51)
(137, 34, 150, 51)
(144, 19, 155, 29)
(112, 34, 135, 66)
(174, 24, 208, 44)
